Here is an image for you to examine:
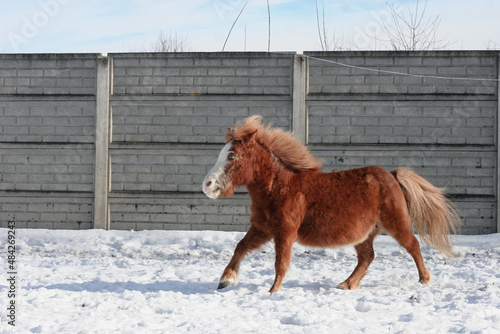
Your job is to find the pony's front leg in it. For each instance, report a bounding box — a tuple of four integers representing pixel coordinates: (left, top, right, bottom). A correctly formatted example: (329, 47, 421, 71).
(218, 226, 271, 290)
(269, 233, 297, 295)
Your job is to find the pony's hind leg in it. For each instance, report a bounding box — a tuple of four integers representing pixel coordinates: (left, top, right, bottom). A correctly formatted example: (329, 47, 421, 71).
(218, 226, 271, 290)
(393, 231, 431, 285)
(338, 225, 381, 290)
(382, 209, 431, 285)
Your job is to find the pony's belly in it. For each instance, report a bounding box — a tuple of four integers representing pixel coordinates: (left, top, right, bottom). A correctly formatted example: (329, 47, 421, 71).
(297, 217, 375, 248)
(297, 231, 358, 248)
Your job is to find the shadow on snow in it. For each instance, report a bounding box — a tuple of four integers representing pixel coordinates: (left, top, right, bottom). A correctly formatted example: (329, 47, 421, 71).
(38, 279, 216, 295)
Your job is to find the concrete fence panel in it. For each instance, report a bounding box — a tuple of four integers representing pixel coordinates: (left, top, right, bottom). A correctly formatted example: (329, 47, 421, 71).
(0, 51, 498, 234)
(107, 52, 295, 232)
(0, 54, 99, 229)
(305, 51, 498, 235)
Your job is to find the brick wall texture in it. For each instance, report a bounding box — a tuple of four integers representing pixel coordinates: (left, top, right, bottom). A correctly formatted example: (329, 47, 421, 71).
(306, 51, 498, 234)
(0, 51, 498, 234)
(0, 54, 98, 230)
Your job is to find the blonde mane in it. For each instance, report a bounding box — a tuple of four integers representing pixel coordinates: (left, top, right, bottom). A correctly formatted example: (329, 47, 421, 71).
(226, 115, 322, 171)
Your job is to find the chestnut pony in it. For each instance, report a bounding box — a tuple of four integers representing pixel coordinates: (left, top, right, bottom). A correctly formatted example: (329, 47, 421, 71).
(202, 115, 460, 294)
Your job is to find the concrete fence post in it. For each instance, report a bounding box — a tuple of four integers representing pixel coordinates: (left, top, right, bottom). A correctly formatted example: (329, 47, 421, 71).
(94, 55, 111, 230)
(497, 52, 500, 233)
(292, 54, 308, 145)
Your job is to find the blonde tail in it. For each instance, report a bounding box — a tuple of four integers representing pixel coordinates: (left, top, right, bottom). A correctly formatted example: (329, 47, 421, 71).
(392, 167, 461, 257)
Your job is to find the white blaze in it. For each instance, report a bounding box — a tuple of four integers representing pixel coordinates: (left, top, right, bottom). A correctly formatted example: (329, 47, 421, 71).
(202, 142, 233, 199)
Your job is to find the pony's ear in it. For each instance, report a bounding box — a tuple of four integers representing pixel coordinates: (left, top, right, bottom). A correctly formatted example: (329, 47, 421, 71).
(224, 127, 234, 143)
(242, 130, 257, 145)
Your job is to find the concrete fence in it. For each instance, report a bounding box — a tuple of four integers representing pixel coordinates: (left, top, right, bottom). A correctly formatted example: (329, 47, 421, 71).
(0, 51, 498, 234)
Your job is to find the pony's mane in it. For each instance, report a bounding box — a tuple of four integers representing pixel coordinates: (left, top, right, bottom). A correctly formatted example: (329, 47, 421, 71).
(226, 115, 323, 171)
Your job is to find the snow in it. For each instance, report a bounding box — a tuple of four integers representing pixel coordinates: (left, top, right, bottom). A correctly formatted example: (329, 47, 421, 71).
(1, 228, 499, 333)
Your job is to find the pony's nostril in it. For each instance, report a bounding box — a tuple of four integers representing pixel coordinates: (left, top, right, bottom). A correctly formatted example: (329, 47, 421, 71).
(206, 180, 212, 187)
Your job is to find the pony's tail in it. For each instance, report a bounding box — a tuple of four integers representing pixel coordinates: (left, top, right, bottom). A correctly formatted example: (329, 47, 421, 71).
(392, 167, 461, 258)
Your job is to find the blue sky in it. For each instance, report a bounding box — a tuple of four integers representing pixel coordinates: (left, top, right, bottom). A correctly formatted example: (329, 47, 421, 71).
(1, 0, 499, 53)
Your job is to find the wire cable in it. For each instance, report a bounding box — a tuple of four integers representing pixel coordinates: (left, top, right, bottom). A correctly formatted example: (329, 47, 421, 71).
(305, 55, 500, 82)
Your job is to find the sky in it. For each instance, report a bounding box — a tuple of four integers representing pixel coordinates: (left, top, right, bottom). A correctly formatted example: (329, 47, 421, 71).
(1, 0, 499, 54)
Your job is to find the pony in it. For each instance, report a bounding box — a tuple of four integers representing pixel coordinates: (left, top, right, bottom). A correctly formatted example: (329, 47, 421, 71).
(202, 115, 460, 295)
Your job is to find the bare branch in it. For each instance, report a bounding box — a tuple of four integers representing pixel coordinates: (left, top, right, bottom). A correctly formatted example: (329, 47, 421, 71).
(377, 0, 451, 50)
(222, 2, 248, 52)
(322, 4, 331, 51)
(313, 2, 352, 51)
(267, 0, 271, 52)
(315, 0, 325, 50)
(244, 25, 247, 51)
(150, 30, 190, 52)
(486, 39, 500, 50)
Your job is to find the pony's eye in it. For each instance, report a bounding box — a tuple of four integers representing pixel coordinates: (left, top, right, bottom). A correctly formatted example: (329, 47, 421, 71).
(228, 155, 236, 161)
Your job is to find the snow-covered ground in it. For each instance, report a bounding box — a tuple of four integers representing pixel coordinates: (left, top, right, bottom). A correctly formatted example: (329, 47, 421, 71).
(1, 228, 499, 334)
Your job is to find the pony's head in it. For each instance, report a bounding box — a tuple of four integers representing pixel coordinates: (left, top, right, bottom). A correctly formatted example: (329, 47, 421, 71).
(202, 115, 322, 199)
(201, 124, 257, 199)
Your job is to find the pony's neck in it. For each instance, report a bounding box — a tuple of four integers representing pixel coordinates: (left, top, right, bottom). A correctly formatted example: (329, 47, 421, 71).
(246, 146, 293, 198)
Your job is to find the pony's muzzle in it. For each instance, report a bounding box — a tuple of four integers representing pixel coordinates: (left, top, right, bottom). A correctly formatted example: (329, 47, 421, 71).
(202, 177, 221, 199)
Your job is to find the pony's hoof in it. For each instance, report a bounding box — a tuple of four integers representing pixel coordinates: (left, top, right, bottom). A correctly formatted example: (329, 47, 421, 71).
(419, 273, 432, 286)
(337, 282, 349, 290)
(269, 284, 282, 295)
(217, 278, 234, 290)
(217, 280, 231, 290)
(337, 281, 358, 290)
